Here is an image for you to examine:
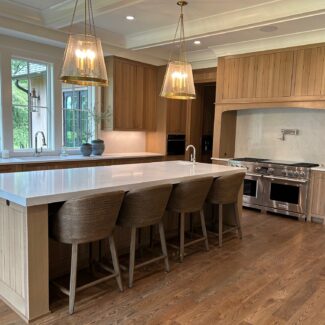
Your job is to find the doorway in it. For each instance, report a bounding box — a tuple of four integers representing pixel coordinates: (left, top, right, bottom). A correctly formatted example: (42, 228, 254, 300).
(187, 83, 216, 163)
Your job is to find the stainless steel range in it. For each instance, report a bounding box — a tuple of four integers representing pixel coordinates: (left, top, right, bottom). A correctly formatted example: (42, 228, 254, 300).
(229, 158, 319, 220)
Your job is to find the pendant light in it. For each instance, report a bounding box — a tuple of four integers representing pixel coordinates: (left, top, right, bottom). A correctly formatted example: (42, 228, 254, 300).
(160, 1, 195, 100)
(60, 0, 108, 87)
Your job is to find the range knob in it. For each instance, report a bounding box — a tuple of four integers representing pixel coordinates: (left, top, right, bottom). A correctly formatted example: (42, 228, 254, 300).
(267, 168, 274, 175)
(287, 170, 294, 177)
(281, 169, 287, 177)
(300, 171, 305, 178)
(293, 171, 300, 178)
(255, 166, 261, 172)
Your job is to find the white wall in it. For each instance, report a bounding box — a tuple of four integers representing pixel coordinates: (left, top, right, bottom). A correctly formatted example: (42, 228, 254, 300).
(235, 108, 325, 164)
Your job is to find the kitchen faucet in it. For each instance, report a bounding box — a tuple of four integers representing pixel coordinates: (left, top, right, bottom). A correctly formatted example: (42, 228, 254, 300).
(186, 144, 196, 164)
(34, 131, 47, 156)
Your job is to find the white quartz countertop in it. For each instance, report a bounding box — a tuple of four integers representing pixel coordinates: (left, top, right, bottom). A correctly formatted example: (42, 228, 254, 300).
(0, 161, 246, 207)
(0, 152, 163, 165)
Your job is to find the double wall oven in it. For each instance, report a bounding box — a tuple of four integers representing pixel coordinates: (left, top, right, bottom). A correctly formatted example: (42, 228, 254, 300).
(229, 158, 318, 219)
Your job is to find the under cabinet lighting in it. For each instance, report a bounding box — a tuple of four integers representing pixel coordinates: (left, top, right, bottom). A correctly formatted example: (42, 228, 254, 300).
(126, 16, 135, 20)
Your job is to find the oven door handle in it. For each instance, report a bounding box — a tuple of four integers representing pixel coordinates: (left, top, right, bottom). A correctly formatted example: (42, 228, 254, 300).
(263, 175, 308, 184)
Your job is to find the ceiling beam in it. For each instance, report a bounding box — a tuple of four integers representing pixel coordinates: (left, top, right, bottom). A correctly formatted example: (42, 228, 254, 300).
(42, 0, 146, 29)
(0, 15, 166, 66)
(126, 0, 325, 49)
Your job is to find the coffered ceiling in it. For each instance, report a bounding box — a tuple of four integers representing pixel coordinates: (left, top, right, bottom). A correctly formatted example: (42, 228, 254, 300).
(1, 0, 325, 67)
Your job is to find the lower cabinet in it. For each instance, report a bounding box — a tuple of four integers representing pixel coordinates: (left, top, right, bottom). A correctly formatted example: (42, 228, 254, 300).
(309, 170, 325, 223)
(0, 156, 163, 173)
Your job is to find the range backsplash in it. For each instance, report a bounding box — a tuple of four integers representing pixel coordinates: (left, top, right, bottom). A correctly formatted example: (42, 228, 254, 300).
(235, 108, 325, 164)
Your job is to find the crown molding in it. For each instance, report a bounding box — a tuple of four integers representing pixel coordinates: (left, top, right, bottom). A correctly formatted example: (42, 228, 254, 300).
(42, 0, 146, 29)
(126, 0, 325, 49)
(209, 28, 325, 58)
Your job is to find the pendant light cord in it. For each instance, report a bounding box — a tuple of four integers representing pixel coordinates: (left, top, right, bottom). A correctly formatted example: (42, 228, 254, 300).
(168, 2, 188, 63)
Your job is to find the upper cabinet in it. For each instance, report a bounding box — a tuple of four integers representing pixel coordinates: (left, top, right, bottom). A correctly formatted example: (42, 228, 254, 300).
(292, 46, 325, 97)
(220, 50, 294, 101)
(217, 44, 325, 109)
(102, 56, 157, 131)
(166, 99, 187, 134)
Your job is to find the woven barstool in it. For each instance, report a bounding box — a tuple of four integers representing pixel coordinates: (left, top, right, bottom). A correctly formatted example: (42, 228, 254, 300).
(50, 191, 125, 314)
(117, 184, 173, 288)
(206, 172, 245, 247)
(167, 177, 213, 262)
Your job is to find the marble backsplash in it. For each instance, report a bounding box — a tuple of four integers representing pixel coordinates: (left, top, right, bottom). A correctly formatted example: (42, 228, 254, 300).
(235, 108, 325, 165)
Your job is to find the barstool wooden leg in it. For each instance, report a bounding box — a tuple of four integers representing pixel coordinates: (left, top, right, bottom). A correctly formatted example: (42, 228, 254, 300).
(109, 236, 123, 292)
(129, 227, 137, 288)
(180, 213, 185, 262)
(69, 243, 78, 315)
(199, 210, 209, 251)
(218, 205, 223, 248)
(234, 203, 243, 239)
(158, 222, 170, 272)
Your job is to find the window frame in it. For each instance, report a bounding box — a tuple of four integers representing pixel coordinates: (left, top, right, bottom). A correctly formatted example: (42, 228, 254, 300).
(10, 56, 54, 152)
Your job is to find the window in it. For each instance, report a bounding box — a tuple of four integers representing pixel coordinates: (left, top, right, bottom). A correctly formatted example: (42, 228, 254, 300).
(11, 58, 52, 150)
(62, 85, 95, 148)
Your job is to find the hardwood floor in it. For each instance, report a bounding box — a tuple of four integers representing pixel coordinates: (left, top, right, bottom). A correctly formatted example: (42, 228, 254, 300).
(2, 209, 325, 324)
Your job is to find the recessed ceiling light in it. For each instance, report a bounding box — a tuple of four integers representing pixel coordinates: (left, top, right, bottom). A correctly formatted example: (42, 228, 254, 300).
(126, 16, 135, 21)
(259, 25, 278, 33)
(194, 40, 201, 45)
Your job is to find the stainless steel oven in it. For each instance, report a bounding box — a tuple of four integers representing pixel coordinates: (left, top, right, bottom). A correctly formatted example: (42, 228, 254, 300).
(243, 173, 264, 208)
(229, 158, 318, 220)
(263, 176, 308, 217)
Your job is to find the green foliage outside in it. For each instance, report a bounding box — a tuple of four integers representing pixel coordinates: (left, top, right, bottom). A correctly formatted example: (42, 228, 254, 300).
(12, 59, 31, 150)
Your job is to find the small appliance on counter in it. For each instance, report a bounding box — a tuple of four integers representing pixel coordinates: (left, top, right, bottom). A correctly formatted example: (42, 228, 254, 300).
(229, 157, 319, 220)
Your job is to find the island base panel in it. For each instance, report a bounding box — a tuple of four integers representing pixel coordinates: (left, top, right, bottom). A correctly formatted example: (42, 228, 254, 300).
(0, 199, 49, 322)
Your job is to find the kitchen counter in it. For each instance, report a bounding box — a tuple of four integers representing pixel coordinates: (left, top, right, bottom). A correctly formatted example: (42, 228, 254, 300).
(0, 161, 244, 207)
(311, 166, 325, 172)
(0, 152, 163, 165)
(0, 161, 245, 321)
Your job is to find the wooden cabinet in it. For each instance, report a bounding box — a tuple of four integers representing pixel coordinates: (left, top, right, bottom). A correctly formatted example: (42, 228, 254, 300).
(193, 68, 216, 83)
(292, 46, 325, 97)
(0, 157, 163, 174)
(220, 50, 294, 101)
(102, 56, 157, 131)
(308, 170, 325, 223)
(166, 99, 187, 134)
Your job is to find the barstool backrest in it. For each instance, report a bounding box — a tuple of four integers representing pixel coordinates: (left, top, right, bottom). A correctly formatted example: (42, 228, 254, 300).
(51, 191, 125, 244)
(117, 184, 173, 228)
(207, 172, 245, 205)
(167, 177, 214, 213)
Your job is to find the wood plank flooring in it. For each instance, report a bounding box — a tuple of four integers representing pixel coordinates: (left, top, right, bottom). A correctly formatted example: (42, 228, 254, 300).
(2, 209, 325, 324)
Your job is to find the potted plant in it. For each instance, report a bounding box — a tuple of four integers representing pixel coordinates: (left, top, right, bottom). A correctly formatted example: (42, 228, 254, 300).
(80, 129, 93, 157)
(86, 105, 111, 156)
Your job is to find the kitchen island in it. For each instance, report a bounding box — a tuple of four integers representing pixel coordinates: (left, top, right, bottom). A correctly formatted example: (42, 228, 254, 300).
(0, 161, 245, 322)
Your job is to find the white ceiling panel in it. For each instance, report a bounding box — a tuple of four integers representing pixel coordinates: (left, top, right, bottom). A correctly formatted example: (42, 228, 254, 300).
(11, 0, 65, 11)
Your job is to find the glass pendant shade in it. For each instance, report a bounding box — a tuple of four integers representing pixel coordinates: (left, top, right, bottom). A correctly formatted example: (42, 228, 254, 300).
(60, 34, 108, 87)
(161, 1, 195, 100)
(160, 60, 195, 99)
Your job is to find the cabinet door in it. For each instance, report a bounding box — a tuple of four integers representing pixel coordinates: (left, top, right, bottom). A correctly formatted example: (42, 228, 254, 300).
(310, 172, 325, 217)
(143, 66, 157, 130)
(255, 51, 293, 98)
(114, 59, 144, 130)
(292, 46, 325, 97)
(167, 99, 187, 134)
